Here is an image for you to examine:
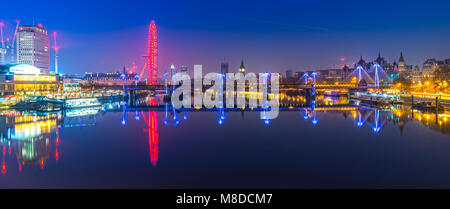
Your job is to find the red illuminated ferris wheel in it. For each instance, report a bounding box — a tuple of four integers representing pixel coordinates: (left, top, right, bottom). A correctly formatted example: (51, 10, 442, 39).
(140, 20, 158, 85)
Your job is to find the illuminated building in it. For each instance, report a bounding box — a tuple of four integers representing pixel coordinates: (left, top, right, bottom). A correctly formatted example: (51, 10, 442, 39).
(411, 65, 421, 84)
(16, 25, 50, 73)
(397, 52, 412, 76)
(239, 60, 246, 74)
(82, 70, 138, 86)
(398, 52, 406, 73)
(305, 69, 346, 82)
(63, 82, 81, 92)
(422, 59, 439, 79)
(0, 64, 62, 96)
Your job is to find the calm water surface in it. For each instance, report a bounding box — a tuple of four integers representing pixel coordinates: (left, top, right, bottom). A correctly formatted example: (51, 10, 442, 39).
(0, 101, 449, 188)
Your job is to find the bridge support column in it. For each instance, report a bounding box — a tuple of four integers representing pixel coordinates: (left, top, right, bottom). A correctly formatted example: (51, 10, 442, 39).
(128, 90, 136, 107)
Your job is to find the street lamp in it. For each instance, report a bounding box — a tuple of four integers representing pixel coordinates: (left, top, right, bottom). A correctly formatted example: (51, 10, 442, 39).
(134, 74, 140, 86)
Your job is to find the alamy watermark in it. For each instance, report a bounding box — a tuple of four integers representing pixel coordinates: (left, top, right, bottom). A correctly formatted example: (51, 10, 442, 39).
(171, 64, 280, 119)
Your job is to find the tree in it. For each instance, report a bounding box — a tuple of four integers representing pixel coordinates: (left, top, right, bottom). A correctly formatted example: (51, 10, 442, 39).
(434, 65, 450, 81)
(433, 66, 450, 93)
(393, 75, 411, 92)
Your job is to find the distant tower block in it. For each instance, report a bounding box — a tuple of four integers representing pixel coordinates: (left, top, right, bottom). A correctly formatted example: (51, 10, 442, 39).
(143, 20, 158, 85)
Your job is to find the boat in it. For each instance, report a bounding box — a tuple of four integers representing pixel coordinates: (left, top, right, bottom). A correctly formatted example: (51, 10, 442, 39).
(0, 96, 20, 108)
(350, 92, 396, 108)
(11, 96, 64, 111)
(64, 97, 102, 109)
(412, 102, 444, 112)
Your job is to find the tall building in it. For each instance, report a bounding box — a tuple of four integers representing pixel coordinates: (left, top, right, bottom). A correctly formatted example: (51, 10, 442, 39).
(220, 62, 229, 75)
(375, 52, 388, 67)
(239, 60, 246, 74)
(356, 56, 366, 69)
(422, 59, 439, 79)
(398, 52, 406, 74)
(16, 25, 50, 73)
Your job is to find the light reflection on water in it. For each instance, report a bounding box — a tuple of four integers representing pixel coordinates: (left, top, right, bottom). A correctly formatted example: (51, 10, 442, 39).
(0, 95, 449, 188)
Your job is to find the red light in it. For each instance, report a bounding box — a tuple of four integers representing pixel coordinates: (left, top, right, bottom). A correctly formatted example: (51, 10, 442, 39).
(140, 20, 158, 85)
(40, 158, 44, 169)
(340, 57, 345, 62)
(340, 64, 346, 69)
(8, 146, 11, 155)
(18, 164, 22, 172)
(2, 162, 6, 175)
(55, 150, 59, 161)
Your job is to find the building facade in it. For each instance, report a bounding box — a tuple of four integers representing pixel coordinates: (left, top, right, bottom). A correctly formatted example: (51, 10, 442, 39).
(0, 64, 62, 96)
(422, 59, 439, 79)
(16, 25, 50, 73)
(411, 65, 421, 84)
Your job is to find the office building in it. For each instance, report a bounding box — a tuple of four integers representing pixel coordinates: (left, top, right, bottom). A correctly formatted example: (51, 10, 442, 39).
(17, 25, 50, 73)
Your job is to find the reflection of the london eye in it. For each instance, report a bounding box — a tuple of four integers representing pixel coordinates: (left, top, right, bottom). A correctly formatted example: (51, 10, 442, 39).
(143, 98, 159, 166)
(141, 110, 159, 167)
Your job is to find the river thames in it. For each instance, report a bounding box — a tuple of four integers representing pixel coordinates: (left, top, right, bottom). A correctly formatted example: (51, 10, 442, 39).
(0, 95, 449, 189)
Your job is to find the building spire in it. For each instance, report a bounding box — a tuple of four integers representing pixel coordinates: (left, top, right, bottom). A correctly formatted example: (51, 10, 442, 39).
(399, 52, 405, 63)
(239, 59, 246, 73)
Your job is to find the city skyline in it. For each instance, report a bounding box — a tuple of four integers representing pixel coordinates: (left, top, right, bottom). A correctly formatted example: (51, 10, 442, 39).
(2, 0, 450, 74)
(1, 0, 450, 198)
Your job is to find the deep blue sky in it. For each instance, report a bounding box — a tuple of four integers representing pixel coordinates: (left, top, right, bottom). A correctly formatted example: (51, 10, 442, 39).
(2, 0, 450, 75)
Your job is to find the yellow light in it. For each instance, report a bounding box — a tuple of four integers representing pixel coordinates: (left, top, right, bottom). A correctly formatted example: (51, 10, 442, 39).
(14, 74, 56, 82)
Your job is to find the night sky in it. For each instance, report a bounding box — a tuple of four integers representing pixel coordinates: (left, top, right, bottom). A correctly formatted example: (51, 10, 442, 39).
(2, 0, 450, 75)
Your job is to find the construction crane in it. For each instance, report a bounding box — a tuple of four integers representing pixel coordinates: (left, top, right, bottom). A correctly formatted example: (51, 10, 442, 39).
(0, 22, 4, 49)
(0, 22, 5, 64)
(0, 20, 19, 65)
(10, 20, 19, 48)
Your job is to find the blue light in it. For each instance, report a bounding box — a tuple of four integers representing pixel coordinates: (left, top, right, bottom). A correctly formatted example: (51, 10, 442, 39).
(372, 126, 380, 133)
(357, 121, 364, 128)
